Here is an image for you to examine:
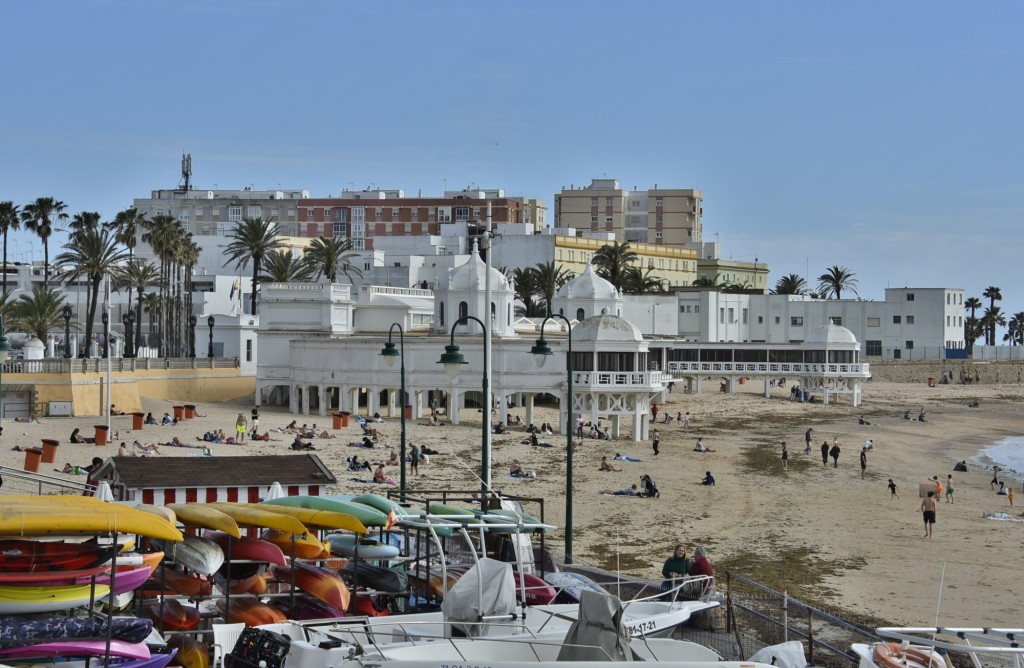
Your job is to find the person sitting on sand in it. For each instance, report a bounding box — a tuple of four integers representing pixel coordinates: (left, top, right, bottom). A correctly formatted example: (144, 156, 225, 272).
(285, 420, 298, 432)
(599, 456, 621, 472)
(317, 430, 335, 439)
(291, 435, 315, 451)
(359, 436, 375, 448)
(918, 409, 927, 422)
(110, 404, 125, 416)
(493, 423, 507, 434)
(903, 410, 911, 420)
(347, 456, 371, 471)
(421, 414, 439, 427)
(371, 412, 384, 424)
(510, 460, 526, 477)
(694, 439, 715, 452)
(701, 471, 716, 486)
(161, 413, 173, 425)
(118, 442, 128, 457)
(526, 423, 538, 434)
(373, 464, 386, 483)
(514, 415, 522, 426)
(70, 428, 95, 444)
(386, 449, 399, 466)
(15, 415, 41, 424)
(602, 485, 638, 496)
(144, 412, 157, 425)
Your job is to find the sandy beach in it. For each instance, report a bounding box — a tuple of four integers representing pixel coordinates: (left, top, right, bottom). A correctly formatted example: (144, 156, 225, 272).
(3, 380, 1023, 628)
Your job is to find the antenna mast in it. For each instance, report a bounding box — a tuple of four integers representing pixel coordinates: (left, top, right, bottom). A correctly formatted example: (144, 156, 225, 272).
(180, 153, 192, 191)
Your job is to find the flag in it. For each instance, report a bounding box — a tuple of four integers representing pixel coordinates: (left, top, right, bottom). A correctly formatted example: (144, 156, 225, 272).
(229, 278, 239, 301)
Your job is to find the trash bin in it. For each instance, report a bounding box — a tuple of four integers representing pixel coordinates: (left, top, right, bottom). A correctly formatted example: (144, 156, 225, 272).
(184, 405, 196, 419)
(41, 439, 60, 464)
(341, 411, 351, 428)
(405, 405, 413, 419)
(332, 412, 345, 429)
(927, 378, 936, 387)
(23, 447, 43, 473)
(132, 413, 145, 430)
(94, 425, 110, 446)
(172, 406, 185, 421)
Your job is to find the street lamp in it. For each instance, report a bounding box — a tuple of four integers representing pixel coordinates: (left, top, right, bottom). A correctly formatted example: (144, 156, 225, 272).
(188, 315, 198, 358)
(207, 316, 215, 358)
(62, 306, 72, 359)
(531, 314, 575, 563)
(101, 312, 110, 359)
(0, 316, 11, 420)
(380, 324, 407, 502)
(125, 311, 136, 358)
(437, 316, 490, 496)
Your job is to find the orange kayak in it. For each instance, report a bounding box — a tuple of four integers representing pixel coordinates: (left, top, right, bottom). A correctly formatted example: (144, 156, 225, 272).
(273, 563, 350, 611)
(263, 530, 330, 560)
(216, 596, 286, 627)
(147, 599, 200, 632)
(149, 566, 213, 598)
(214, 571, 268, 596)
(166, 636, 210, 668)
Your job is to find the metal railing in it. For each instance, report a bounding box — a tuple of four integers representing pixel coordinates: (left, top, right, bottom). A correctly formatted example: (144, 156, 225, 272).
(0, 465, 93, 497)
(666, 361, 870, 377)
(2, 357, 240, 374)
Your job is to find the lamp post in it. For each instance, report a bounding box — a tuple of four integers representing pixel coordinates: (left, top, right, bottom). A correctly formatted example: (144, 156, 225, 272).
(0, 316, 11, 420)
(207, 316, 215, 358)
(62, 306, 72, 358)
(125, 311, 136, 358)
(437, 316, 490, 496)
(380, 324, 407, 502)
(188, 315, 197, 358)
(531, 313, 575, 563)
(101, 312, 110, 359)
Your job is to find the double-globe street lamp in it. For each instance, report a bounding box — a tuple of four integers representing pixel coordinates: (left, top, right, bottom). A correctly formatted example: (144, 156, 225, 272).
(530, 313, 575, 564)
(62, 306, 73, 359)
(379, 324, 407, 502)
(436, 316, 490, 497)
(207, 316, 215, 358)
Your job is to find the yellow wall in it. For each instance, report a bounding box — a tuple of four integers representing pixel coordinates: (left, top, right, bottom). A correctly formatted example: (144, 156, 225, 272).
(5, 368, 254, 417)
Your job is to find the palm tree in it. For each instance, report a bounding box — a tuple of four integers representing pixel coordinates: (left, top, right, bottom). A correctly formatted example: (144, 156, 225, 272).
(982, 286, 1002, 345)
(141, 292, 161, 347)
(511, 267, 542, 317)
(691, 276, 724, 288)
(9, 287, 68, 342)
(532, 261, 573, 315)
(771, 273, 807, 295)
(964, 315, 982, 355)
(0, 202, 19, 295)
(260, 250, 313, 283)
(21, 197, 69, 290)
(222, 217, 283, 316)
(964, 296, 982, 320)
(816, 265, 858, 299)
(68, 211, 101, 233)
(1004, 312, 1024, 346)
(982, 306, 1006, 346)
(108, 207, 147, 262)
(141, 214, 185, 355)
(303, 236, 362, 284)
(55, 225, 128, 357)
(622, 266, 665, 294)
(591, 242, 638, 292)
(114, 259, 161, 351)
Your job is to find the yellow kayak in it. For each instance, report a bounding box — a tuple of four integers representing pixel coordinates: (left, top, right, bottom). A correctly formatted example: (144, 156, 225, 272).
(255, 504, 367, 533)
(166, 504, 241, 538)
(0, 582, 112, 614)
(136, 504, 176, 525)
(201, 503, 307, 535)
(0, 505, 182, 542)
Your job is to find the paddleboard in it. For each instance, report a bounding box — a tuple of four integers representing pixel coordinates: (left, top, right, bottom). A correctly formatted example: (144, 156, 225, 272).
(264, 495, 387, 527)
(0, 582, 111, 614)
(422, 503, 476, 524)
(325, 533, 400, 559)
(166, 503, 242, 538)
(0, 614, 153, 647)
(350, 493, 410, 517)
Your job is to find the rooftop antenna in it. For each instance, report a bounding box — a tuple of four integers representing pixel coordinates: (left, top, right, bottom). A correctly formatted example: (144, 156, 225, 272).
(180, 153, 192, 191)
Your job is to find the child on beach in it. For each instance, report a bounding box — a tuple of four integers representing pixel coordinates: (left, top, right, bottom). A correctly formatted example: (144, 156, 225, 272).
(888, 479, 899, 499)
(945, 475, 954, 503)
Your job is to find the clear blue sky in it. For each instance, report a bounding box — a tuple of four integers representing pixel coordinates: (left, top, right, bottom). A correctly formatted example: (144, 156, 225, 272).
(3, 1, 1023, 319)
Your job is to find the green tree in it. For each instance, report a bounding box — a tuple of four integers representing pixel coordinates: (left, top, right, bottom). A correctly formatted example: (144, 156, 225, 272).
(108, 207, 147, 262)
(68, 211, 101, 233)
(982, 306, 1006, 347)
(0, 202, 20, 295)
(964, 296, 982, 319)
(816, 265, 858, 299)
(1004, 312, 1024, 346)
(114, 259, 162, 351)
(622, 266, 665, 294)
(55, 225, 128, 357)
(771, 273, 807, 295)
(303, 236, 362, 283)
(511, 267, 542, 317)
(260, 250, 313, 283)
(532, 261, 573, 315)
(591, 242, 638, 292)
(964, 315, 982, 355)
(982, 286, 1002, 345)
(141, 292, 161, 348)
(9, 287, 68, 342)
(21, 197, 69, 291)
(222, 217, 283, 316)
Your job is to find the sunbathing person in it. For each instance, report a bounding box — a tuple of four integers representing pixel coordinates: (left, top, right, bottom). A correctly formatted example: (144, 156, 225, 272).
(373, 464, 386, 483)
(133, 441, 161, 454)
(386, 449, 400, 466)
(317, 430, 335, 439)
(70, 428, 95, 444)
(614, 453, 642, 462)
(291, 435, 315, 451)
(347, 456, 371, 471)
(599, 456, 621, 472)
(601, 485, 638, 496)
(510, 460, 526, 477)
(15, 415, 41, 424)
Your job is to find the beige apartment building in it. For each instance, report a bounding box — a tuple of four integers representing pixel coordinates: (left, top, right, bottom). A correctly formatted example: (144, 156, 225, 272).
(554, 179, 703, 247)
(696, 258, 770, 293)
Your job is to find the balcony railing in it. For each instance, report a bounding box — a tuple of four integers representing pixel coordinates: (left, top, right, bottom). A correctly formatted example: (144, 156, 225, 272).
(665, 361, 870, 376)
(2, 358, 240, 374)
(572, 370, 665, 388)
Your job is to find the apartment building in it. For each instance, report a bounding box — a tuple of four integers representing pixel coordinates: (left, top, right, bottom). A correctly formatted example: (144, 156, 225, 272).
(133, 187, 310, 237)
(554, 179, 703, 247)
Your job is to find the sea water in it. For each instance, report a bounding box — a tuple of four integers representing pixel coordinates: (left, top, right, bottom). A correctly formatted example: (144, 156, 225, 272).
(973, 435, 1024, 483)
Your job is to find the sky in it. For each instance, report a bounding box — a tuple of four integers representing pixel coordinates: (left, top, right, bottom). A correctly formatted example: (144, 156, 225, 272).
(3, 1, 1024, 319)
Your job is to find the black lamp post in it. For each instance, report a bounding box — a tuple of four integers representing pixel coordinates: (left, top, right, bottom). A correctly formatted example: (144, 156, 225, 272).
(125, 311, 135, 358)
(437, 316, 489, 496)
(531, 313, 575, 563)
(207, 316, 215, 358)
(189, 315, 197, 358)
(101, 312, 110, 359)
(62, 306, 72, 359)
(380, 324, 407, 502)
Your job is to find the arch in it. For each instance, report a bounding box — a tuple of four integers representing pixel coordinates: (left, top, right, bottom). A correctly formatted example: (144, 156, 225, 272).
(576, 307, 585, 321)
(459, 301, 469, 320)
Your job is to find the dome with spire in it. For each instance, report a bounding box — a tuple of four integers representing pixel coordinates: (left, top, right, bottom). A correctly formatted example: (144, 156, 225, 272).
(448, 240, 509, 291)
(571, 313, 643, 344)
(556, 262, 619, 300)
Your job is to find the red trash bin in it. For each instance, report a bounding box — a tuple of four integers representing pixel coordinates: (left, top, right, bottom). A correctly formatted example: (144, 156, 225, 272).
(41, 439, 60, 464)
(405, 405, 413, 419)
(132, 413, 145, 430)
(94, 425, 110, 446)
(172, 406, 185, 421)
(23, 447, 43, 473)
(341, 412, 350, 428)
(184, 404, 196, 419)
(332, 412, 344, 429)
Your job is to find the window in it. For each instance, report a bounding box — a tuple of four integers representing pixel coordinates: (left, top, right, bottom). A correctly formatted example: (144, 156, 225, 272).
(694, 305, 699, 313)
(351, 207, 365, 222)
(655, 198, 663, 206)
(228, 206, 242, 222)
(322, 208, 330, 219)
(591, 216, 598, 223)
(728, 308, 735, 324)
(719, 308, 725, 324)
(907, 315, 915, 324)
(791, 317, 803, 326)
(742, 308, 748, 324)
(830, 317, 842, 326)
(865, 340, 882, 356)
(459, 301, 468, 320)
(893, 315, 901, 324)
(178, 209, 190, 222)
(591, 198, 598, 206)
(439, 302, 445, 327)
(906, 341, 914, 349)
(333, 222, 347, 236)
(946, 315, 950, 327)
(867, 317, 880, 327)
(351, 239, 365, 250)
(946, 294, 950, 305)
(774, 316, 780, 324)
(656, 213, 663, 223)
(605, 197, 613, 206)
(392, 208, 400, 218)
(576, 308, 585, 321)
(247, 206, 262, 219)
(655, 231, 663, 239)
(375, 208, 383, 217)
(306, 208, 314, 217)
(454, 207, 469, 222)
(245, 339, 253, 362)
(907, 293, 915, 301)
(351, 222, 364, 238)
(194, 208, 204, 218)
(757, 315, 763, 324)
(605, 216, 613, 222)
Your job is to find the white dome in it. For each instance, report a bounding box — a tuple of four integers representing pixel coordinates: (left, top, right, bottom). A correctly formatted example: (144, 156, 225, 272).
(556, 262, 618, 300)
(448, 243, 509, 291)
(805, 323, 858, 345)
(571, 314, 643, 343)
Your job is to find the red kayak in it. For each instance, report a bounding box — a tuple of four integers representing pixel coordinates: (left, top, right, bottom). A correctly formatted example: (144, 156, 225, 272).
(513, 571, 557, 606)
(146, 599, 200, 632)
(206, 531, 286, 566)
(273, 563, 350, 611)
(0, 564, 109, 584)
(0, 540, 116, 573)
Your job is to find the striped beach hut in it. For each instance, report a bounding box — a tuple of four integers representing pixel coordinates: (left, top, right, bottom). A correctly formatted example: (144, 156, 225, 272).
(90, 454, 337, 505)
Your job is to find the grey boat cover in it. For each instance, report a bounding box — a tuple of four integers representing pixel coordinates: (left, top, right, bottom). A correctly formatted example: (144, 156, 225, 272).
(556, 589, 633, 662)
(439, 558, 516, 637)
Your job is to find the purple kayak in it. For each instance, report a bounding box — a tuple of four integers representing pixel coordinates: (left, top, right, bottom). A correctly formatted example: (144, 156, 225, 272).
(0, 640, 151, 660)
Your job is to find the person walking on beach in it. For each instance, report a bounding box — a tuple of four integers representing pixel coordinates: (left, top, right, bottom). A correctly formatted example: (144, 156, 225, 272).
(651, 429, 660, 456)
(991, 465, 1001, 490)
(781, 442, 789, 470)
(821, 440, 830, 467)
(888, 479, 899, 499)
(829, 441, 841, 468)
(804, 428, 813, 455)
(681, 412, 690, 429)
(859, 448, 867, 479)
(235, 413, 248, 444)
(945, 474, 955, 503)
(251, 407, 260, 434)
(921, 491, 937, 538)
(410, 443, 420, 475)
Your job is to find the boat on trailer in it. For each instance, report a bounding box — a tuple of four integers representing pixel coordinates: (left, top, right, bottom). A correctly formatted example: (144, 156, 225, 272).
(852, 626, 1024, 668)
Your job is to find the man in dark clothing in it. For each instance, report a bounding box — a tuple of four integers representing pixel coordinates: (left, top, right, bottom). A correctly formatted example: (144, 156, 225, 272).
(821, 441, 829, 467)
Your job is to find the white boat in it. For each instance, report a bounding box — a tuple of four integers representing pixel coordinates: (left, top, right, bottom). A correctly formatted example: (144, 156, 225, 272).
(853, 627, 1024, 668)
